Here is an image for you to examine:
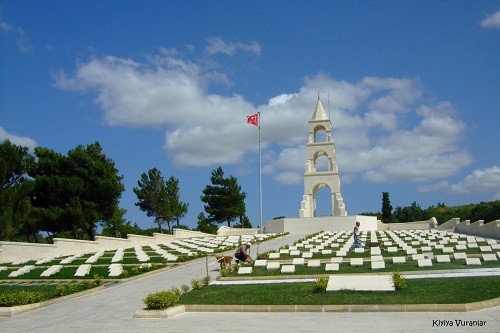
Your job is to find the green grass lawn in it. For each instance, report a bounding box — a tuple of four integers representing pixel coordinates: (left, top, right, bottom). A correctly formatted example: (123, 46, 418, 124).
(225, 260, 500, 277)
(179, 276, 500, 305)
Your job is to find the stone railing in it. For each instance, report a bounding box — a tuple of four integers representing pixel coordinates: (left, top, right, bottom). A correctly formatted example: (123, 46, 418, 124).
(438, 218, 500, 240)
(379, 218, 437, 231)
(0, 229, 212, 264)
(217, 226, 260, 236)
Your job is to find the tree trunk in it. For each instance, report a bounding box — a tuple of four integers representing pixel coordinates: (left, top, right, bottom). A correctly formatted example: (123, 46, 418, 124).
(86, 227, 95, 241)
(46, 231, 53, 244)
(156, 218, 162, 233)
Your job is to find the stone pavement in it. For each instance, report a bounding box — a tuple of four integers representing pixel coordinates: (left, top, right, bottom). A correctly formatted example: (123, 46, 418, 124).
(0, 233, 499, 333)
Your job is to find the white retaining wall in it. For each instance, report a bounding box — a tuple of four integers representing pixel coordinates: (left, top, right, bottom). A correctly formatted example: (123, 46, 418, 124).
(217, 226, 259, 236)
(378, 218, 437, 231)
(263, 215, 378, 234)
(0, 229, 215, 264)
(437, 218, 500, 240)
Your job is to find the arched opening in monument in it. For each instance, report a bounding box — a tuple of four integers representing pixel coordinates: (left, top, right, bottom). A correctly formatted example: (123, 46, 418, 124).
(313, 184, 333, 217)
(314, 126, 327, 143)
(314, 154, 330, 172)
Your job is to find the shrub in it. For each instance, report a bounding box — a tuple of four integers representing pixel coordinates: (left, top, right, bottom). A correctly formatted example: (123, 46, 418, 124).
(312, 277, 328, 293)
(143, 290, 180, 310)
(67, 282, 79, 293)
(191, 279, 202, 290)
(93, 273, 104, 286)
(0, 290, 43, 306)
(201, 275, 211, 286)
(130, 266, 141, 275)
(181, 284, 190, 294)
(121, 269, 129, 278)
(54, 284, 66, 297)
(392, 272, 408, 290)
(81, 280, 94, 290)
(169, 286, 181, 297)
(219, 268, 231, 277)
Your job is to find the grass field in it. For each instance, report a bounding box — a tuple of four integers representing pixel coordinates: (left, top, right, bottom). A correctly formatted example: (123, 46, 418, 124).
(178, 276, 500, 305)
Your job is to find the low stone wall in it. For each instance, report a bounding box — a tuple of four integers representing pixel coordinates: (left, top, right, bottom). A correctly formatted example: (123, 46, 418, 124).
(379, 218, 437, 231)
(0, 241, 58, 263)
(172, 228, 214, 238)
(263, 215, 378, 234)
(95, 236, 131, 250)
(217, 227, 259, 236)
(437, 218, 500, 240)
(53, 238, 99, 255)
(456, 220, 500, 240)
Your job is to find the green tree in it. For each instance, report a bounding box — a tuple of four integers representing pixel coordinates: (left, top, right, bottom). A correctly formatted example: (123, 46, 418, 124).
(233, 215, 252, 228)
(394, 201, 426, 223)
(201, 166, 247, 227)
(381, 192, 393, 223)
(134, 168, 172, 233)
(165, 176, 189, 228)
(195, 212, 218, 234)
(101, 206, 127, 238)
(0, 140, 35, 241)
(30, 142, 124, 241)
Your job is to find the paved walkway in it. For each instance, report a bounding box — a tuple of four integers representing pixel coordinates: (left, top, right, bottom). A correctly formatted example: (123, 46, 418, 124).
(1, 233, 499, 332)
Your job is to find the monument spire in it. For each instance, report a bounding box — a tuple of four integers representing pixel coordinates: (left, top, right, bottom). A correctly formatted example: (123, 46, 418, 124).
(299, 98, 347, 218)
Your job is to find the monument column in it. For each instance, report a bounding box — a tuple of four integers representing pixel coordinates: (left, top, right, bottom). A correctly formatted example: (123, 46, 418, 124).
(299, 96, 347, 217)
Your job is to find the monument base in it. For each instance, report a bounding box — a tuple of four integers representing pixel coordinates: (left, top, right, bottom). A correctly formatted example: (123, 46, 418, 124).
(263, 215, 378, 234)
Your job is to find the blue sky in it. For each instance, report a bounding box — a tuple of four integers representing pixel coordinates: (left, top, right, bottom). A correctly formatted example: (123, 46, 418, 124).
(1, 1, 499, 230)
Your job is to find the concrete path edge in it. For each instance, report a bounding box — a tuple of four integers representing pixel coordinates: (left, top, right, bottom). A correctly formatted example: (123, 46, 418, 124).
(131, 297, 500, 319)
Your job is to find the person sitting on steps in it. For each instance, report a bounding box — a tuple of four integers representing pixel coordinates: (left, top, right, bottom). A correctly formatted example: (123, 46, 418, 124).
(234, 242, 251, 263)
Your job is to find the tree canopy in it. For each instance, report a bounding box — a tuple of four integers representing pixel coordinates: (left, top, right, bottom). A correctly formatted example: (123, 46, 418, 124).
(200, 166, 247, 227)
(134, 169, 188, 233)
(29, 142, 124, 241)
(0, 140, 35, 241)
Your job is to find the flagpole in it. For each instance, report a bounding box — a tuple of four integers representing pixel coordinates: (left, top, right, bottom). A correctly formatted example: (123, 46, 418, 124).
(258, 112, 263, 233)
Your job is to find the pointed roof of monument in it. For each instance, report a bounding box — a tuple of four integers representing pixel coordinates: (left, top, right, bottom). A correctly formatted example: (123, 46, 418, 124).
(311, 95, 329, 121)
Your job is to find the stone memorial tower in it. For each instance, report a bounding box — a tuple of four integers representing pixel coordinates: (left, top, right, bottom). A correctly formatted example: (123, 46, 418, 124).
(299, 96, 347, 217)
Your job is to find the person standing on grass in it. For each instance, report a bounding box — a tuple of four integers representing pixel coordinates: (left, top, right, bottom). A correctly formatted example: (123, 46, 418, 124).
(349, 222, 364, 251)
(235, 242, 251, 262)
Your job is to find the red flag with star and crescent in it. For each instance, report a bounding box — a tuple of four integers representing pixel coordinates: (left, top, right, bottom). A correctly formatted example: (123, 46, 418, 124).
(247, 113, 259, 127)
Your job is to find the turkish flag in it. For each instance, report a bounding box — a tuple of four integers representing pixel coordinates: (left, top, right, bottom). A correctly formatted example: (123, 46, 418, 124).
(247, 113, 259, 127)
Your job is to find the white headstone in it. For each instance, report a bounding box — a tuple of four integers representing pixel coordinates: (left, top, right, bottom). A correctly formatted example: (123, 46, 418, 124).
(325, 263, 339, 271)
(350, 258, 363, 266)
(292, 258, 305, 265)
(307, 260, 321, 267)
(417, 259, 432, 267)
(392, 257, 406, 264)
(465, 258, 481, 266)
(238, 267, 253, 275)
(436, 255, 451, 263)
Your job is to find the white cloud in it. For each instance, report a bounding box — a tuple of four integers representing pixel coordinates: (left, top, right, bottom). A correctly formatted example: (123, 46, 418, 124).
(53, 51, 472, 187)
(450, 166, 500, 199)
(0, 126, 38, 151)
(0, 20, 12, 32)
(205, 37, 261, 56)
(480, 11, 500, 29)
(0, 17, 33, 53)
(363, 152, 473, 183)
(417, 181, 449, 193)
(15, 27, 32, 53)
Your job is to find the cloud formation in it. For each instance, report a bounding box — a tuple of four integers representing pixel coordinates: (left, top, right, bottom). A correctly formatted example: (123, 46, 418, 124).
(205, 37, 261, 56)
(0, 126, 38, 151)
(0, 18, 33, 53)
(481, 10, 500, 29)
(53, 44, 479, 195)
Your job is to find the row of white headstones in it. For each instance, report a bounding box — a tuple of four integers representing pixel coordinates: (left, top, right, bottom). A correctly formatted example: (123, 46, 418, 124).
(237, 230, 500, 275)
(1, 234, 274, 278)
